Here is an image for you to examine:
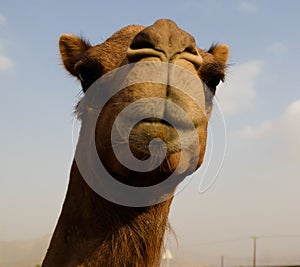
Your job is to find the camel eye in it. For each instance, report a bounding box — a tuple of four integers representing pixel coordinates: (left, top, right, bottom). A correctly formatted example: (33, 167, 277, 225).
(206, 75, 223, 95)
(78, 68, 96, 82)
(78, 69, 99, 92)
(76, 60, 103, 81)
(76, 63, 103, 92)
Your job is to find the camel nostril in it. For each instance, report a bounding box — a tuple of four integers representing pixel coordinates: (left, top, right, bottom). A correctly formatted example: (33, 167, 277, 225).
(130, 39, 155, 50)
(175, 45, 203, 67)
(127, 34, 166, 61)
(183, 46, 198, 56)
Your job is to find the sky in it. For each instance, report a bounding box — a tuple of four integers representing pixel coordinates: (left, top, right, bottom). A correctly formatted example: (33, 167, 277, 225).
(1, 0, 300, 265)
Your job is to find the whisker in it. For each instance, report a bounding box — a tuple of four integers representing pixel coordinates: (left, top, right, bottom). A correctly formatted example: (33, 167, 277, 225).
(165, 156, 172, 173)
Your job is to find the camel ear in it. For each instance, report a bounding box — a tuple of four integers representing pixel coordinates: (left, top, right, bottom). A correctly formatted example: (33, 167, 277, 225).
(59, 34, 91, 76)
(208, 44, 229, 65)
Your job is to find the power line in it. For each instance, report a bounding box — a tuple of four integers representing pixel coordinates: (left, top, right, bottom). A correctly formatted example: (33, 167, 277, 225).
(173, 234, 300, 247)
(259, 234, 300, 239)
(167, 234, 300, 266)
(180, 237, 249, 247)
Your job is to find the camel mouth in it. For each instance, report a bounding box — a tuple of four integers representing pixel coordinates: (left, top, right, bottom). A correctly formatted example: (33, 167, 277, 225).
(129, 121, 179, 148)
(128, 121, 201, 176)
(112, 111, 201, 158)
(128, 121, 200, 159)
(108, 118, 200, 184)
(139, 117, 196, 131)
(140, 117, 172, 126)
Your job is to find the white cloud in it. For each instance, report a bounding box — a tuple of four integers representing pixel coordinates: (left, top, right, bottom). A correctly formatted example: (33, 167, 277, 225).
(0, 38, 14, 71)
(238, 1, 258, 13)
(239, 120, 272, 140)
(239, 99, 300, 161)
(268, 42, 288, 55)
(0, 54, 14, 71)
(0, 14, 7, 27)
(216, 60, 263, 115)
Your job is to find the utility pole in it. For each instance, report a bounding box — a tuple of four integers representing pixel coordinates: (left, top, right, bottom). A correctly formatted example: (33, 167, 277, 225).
(221, 255, 224, 267)
(251, 236, 257, 267)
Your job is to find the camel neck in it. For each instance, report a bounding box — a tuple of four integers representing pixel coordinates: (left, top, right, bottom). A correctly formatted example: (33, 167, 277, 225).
(42, 161, 173, 267)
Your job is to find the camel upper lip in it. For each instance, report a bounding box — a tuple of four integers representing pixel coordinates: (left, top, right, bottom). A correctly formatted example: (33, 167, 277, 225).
(140, 117, 171, 126)
(139, 117, 197, 131)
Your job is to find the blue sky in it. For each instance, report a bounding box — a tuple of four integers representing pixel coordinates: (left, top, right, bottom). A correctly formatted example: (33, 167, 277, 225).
(1, 0, 300, 265)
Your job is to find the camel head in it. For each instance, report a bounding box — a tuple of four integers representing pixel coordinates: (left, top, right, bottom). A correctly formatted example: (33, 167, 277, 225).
(58, 19, 229, 204)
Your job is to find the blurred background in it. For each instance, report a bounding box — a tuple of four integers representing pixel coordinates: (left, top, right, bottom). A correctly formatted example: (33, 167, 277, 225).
(1, 1, 300, 266)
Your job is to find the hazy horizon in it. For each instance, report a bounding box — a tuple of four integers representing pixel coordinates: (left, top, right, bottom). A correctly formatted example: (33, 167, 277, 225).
(1, 0, 300, 265)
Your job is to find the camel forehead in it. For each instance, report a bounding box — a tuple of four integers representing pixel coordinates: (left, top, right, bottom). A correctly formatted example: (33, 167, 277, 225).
(83, 19, 200, 71)
(109, 19, 184, 40)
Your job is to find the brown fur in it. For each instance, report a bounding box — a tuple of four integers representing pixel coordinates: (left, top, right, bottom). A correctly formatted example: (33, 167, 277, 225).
(42, 19, 229, 267)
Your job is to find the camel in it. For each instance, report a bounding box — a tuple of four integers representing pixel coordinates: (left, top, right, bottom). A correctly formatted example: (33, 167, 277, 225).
(42, 19, 229, 267)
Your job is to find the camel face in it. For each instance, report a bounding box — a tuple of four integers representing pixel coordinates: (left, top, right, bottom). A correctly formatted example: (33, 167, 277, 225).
(59, 19, 229, 188)
(42, 19, 229, 266)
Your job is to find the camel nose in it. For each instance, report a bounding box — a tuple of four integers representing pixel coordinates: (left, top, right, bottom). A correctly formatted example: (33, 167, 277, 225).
(127, 19, 202, 64)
